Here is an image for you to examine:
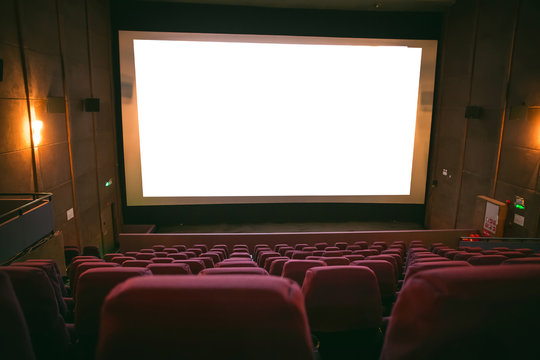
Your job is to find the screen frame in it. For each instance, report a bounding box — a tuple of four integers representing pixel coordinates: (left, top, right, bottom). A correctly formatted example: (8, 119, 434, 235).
(118, 30, 437, 206)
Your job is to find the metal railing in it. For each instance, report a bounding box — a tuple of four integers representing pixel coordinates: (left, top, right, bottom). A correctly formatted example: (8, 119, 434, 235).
(0, 193, 53, 224)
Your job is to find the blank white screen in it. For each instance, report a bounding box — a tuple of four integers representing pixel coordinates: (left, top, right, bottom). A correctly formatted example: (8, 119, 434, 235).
(119, 32, 437, 205)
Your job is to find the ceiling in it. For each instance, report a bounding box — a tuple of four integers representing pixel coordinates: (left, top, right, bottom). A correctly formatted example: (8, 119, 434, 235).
(135, 0, 456, 12)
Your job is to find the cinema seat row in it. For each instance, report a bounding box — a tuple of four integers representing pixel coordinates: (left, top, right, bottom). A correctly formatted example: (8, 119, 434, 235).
(4, 240, 539, 359)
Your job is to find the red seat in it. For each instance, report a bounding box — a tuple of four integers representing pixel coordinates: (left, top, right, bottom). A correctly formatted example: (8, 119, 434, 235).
(314, 242, 329, 250)
(168, 253, 189, 260)
(135, 252, 155, 261)
(269, 258, 289, 276)
(404, 260, 472, 283)
(172, 244, 187, 252)
(291, 251, 312, 259)
(302, 266, 382, 359)
(122, 260, 152, 268)
(11, 260, 68, 316)
(467, 255, 508, 266)
(321, 257, 350, 266)
(353, 249, 379, 257)
(151, 257, 175, 264)
(199, 267, 269, 276)
(0, 266, 71, 359)
(152, 245, 166, 252)
(345, 254, 366, 262)
(71, 262, 119, 299)
(503, 257, 540, 265)
(216, 260, 258, 268)
(0, 271, 35, 360)
(104, 253, 124, 262)
(353, 241, 368, 249)
(75, 267, 151, 356)
(351, 260, 396, 306)
(282, 260, 326, 286)
(163, 247, 179, 254)
(186, 248, 203, 256)
(498, 251, 527, 259)
(303, 266, 381, 331)
(68, 258, 105, 291)
(257, 251, 281, 266)
(111, 256, 136, 264)
(454, 252, 480, 261)
(334, 242, 348, 250)
(153, 251, 169, 258)
(97, 276, 313, 359)
(200, 251, 222, 263)
(192, 256, 214, 268)
(381, 265, 540, 359)
(147, 263, 192, 275)
(230, 252, 251, 258)
(193, 244, 208, 253)
(172, 259, 205, 274)
(264, 256, 289, 271)
(322, 250, 344, 257)
(366, 254, 399, 279)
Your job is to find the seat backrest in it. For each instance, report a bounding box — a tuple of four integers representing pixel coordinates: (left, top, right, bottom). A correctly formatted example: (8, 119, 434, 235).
(72, 262, 119, 299)
(199, 267, 269, 276)
(0, 266, 70, 359)
(135, 252, 156, 260)
(269, 258, 289, 276)
(467, 255, 508, 266)
(192, 256, 215, 268)
(282, 260, 327, 286)
(351, 260, 396, 300)
(503, 257, 540, 265)
(380, 265, 540, 360)
(147, 263, 192, 275)
(172, 259, 205, 274)
(216, 260, 258, 268)
(75, 267, 152, 353)
(11, 260, 68, 315)
(96, 275, 313, 360)
(104, 253, 124, 262)
(0, 271, 35, 360)
(321, 257, 350, 266)
(404, 260, 472, 283)
(122, 260, 152, 267)
(302, 266, 381, 332)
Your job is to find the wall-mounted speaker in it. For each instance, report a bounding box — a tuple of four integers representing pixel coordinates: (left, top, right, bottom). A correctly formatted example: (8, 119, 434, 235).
(83, 98, 100, 112)
(0, 59, 3, 82)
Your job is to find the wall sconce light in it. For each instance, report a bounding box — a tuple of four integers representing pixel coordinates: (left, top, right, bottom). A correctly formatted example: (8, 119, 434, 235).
(83, 98, 100, 112)
(32, 120, 43, 147)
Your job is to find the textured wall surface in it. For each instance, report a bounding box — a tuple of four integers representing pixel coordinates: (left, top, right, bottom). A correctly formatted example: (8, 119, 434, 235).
(0, 0, 121, 253)
(426, 0, 540, 236)
(2, 0, 539, 244)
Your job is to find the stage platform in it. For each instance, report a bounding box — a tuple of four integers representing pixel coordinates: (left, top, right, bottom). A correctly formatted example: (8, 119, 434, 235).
(119, 226, 476, 253)
(156, 221, 425, 234)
